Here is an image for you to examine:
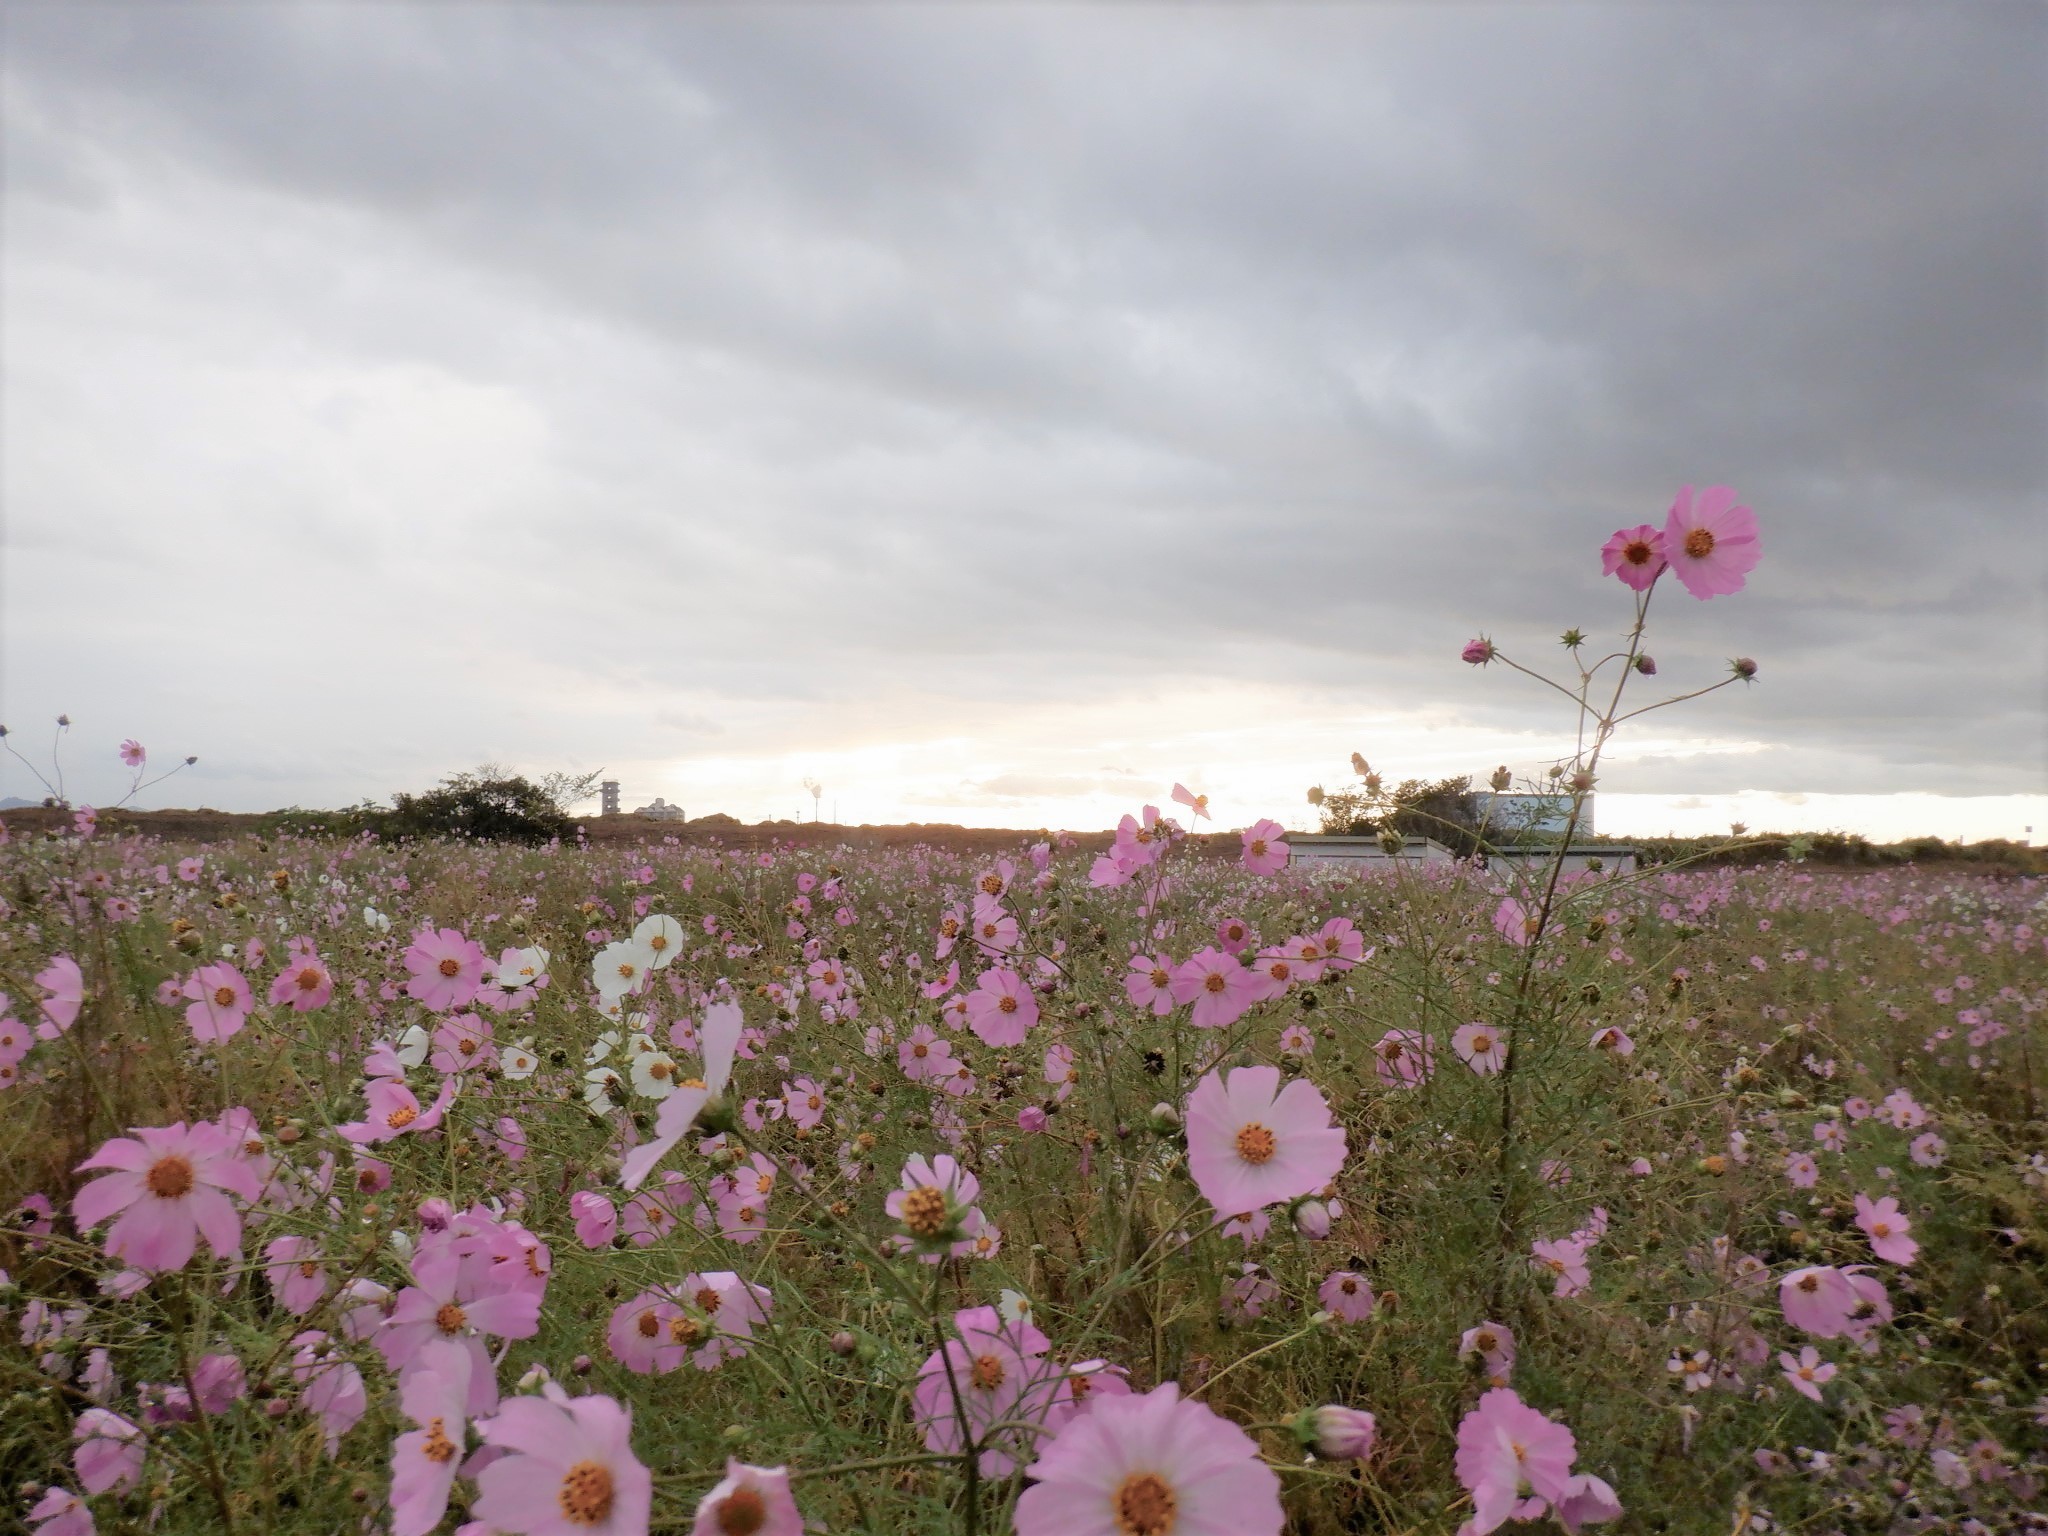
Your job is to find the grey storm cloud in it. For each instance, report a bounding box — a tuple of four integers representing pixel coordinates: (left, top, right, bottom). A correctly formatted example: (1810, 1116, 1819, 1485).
(2, 3, 2041, 815)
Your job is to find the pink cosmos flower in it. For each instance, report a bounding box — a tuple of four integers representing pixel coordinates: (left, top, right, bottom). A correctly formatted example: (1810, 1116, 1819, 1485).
(1531, 1238, 1591, 1298)
(1186, 1065, 1346, 1218)
(263, 1235, 329, 1316)
(268, 953, 333, 1012)
(1778, 1345, 1836, 1403)
(377, 1244, 542, 1414)
(1170, 947, 1259, 1030)
(1460, 1322, 1516, 1386)
(28, 1488, 94, 1536)
(897, 1025, 954, 1082)
(336, 1077, 457, 1145)
(885, 1152, 989, 1261)
(471, 1385, 653, 1536)
(1014, 1381, 1283, 1536)
(74, 1408, 145, 1495)
(181, 963, 253, 1043)
(74, 1119, 263, 1272)
(1171, 782, 1212, 820)
(118, 739, 146, 768)
(690, 1461, 802, 1536)
(669, 1271, 772, 1371)
(292, 1330, 368, 1454)
(912, 1305, 1060, 1476)
(1779, 1265, 1860, 1338)
(782, 1077, 826, 1130)
(402, 928, 486, 1013)
(36, 956, 83, 1038)
(1453, 1022, 1508, 1075)
(606, 1290, 682, 1376)
(390, 1339, 472, 1536)
(431, 1013, 496, 1075)
(1239, 819, 1289, 876)
(1662, 484, 1760, 600)
(619, 1002, 741, 1192)
(1493, 897, 1541, 947)
(1243, 946, 1299, 1004)
(1454, 1387, 1577, 1534)
(1124, 954, 1177, 1016)
(969, 894, 1020, 955)
(1372, 1029, 1434, 1088)
(1318, 1270, 1376, 1323)
(1783, 1153, 1819, 1189)
(964, 967, 1038, 1047)
(1909, 1132, 1947, 1167)
(1600, 524, 1667, 591)
(1854, 1193, 1919, 1265)
(1553, 1473, 1623, 1533)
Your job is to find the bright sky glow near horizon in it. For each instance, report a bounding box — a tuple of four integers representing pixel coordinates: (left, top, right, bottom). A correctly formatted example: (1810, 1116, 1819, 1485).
(3, 6, 2043, 843)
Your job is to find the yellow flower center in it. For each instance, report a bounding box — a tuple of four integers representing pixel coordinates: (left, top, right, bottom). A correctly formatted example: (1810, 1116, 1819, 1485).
(900, 1185, 948, 1236)
(387, 1105, 419, 1130)
(1235, 1124, 1277, 1165)
(438, 957, 461, 978)
(421, 1417, 457, 1463)
(970, 1352, 1006, 1391)
(1684, 527, 1716, 559)
(213, 985, 238, 1007)
(434, 1302, 466, 1335)
(557, 1460, 615, 1526)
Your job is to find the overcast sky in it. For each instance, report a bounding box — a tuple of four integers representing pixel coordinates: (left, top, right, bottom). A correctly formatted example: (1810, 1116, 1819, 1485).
(4, 3, 2043, 839)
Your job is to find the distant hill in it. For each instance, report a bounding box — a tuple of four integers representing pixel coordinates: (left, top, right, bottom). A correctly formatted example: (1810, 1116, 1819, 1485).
(0, 796, 42, 810)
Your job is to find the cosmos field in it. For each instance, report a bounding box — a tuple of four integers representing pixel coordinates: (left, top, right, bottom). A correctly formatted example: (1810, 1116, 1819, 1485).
(3, 806, 2045, 1536)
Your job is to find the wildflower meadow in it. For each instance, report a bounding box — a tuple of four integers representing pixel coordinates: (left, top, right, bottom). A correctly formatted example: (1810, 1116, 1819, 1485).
(4, 491, 2044, 1535)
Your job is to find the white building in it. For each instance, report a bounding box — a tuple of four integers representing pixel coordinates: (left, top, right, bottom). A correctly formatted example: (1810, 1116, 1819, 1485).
(1287, 835, 1459, 867)
(632, 797, 686, 821)
(1480, 793, 1589, 838)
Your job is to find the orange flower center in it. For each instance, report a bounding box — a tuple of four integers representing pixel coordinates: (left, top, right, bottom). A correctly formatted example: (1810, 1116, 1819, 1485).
(387, 1106, 419, 1130)
(298, 1260, 320, 1278)
(1683, 527, 1716, 559)
(637, 1309, 662, 1338)
(668, 1316, 703, 1346)
(438, 957, 461, 978)
(695, 1287, 723, 1314)
(147, 1155, 196, 1199)
(1114, 1471, 1177, 1535)
(434, 1302, 467, 1334)
(297, 969, 322, 991)
(899, 1185, 947, 1236)
(970, 1352, 1006, 1391)
(213, 985, 238, 1007)
(1235, 1124, 1277, 1165)
(1203, 973, 1227, 994)
(1249, 838, 1268, 857)
(1624, 538, 1655, 566)
(557, 1460, 615, 1526)
(997, 995, 1018, 1014)
(421, 1416, 458, 1463)
(1472, 1033, 1494, 1052)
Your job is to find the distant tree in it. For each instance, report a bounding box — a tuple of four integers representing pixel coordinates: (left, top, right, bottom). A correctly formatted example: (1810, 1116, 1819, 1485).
(1306, 770, 1486, 856)
(387, 768, 577, 845)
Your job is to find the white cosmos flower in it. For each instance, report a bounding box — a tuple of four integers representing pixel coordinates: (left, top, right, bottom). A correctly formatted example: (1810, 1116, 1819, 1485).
(592, 940, 653, 1000)
(583, 1064, 626, 1114)
(501, 1038, 539, 1081)
(630, 1050, 681, 1100)
(363, 906, 391, 933)
(620, 1001, 744, 1191)
(999, 1289, 1035, 1327)
(632, 914, 683, 969)
(505, 945, 550, 983)
(396, 1024, 431, 1070)
(586, 1029, 623, 1065)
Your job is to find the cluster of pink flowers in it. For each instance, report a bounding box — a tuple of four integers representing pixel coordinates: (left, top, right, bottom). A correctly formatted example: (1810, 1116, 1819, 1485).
(1598, 485, 1761, 600)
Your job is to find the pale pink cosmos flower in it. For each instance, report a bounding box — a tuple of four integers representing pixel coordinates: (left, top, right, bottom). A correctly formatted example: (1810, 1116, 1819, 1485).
(74, 1119, 262, 1272)
(1493, 897, 1540, 948)
(1662, 484, 1760, 600)
(606, 1290, 681, 1376)
(36, 956, 83, 1038)
(1454, 1387, 1577, 1534)
(263, 1235, 329, 1316)
(1459, 1322, 1516, 1386)
(1372, 1029, 1434, 1088)
(669, 1271, 772, 1372)
(1553, 1473, 1623, 1533)
(1243, 946, 1299, 1004)
(1318, 1270, 1375, 1323)
(1239, 818, 1289, 876)
(1600, 524, 1667, 591)
(377, 1244, 542, 1414)
(471, 1385, 652, 1536)
(1778, 1265, 1860, 1338)
(1779, 1345, 1836, 1403)
(268, 954, 333, 1012)
(1170, 947, 1259, 1030)
(118, 739, 146, 768)
(1171, 781, 1211, 821)
(1531, 1237, 1592, 1298)
(965, 966, 1038, 1047)
(1909, 1132, 1947, 1167)
(1186, 1065, 1346, 1218)
(28, 1487, 94, 1536)
(885, 1152, 988, 1261)
(619, 1002, 741, 1192)
(1854, 1193, 1919, 1265)
(402, 927, 486, 1013)
(912, 1305, 1061, 1476)
(74, 1407, 145, 1495)
(390, 1339, 472, 1536)
(1783, 1152, 1819, 1189)
(1014, 1381, 1283, 1536)
(690, 1461, 802, 1536)
(181, 963, 253, 1044)
(292, 1330, 367, 1455)
(1123, 953, 1176, 1016)
(336, 1077, 457, 1146)
(1453, 1022, 1508, 1076)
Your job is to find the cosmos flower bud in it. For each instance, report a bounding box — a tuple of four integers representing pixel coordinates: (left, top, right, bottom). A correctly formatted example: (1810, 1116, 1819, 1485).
(1306, 785, 1325, 807)
(1633, 654, 1657, 675)
(1462, 638, 1495, 665)
(57, 715, 70, 727)
(1731, 657, 1758, 679)
(1570, 771, 1596, 794)
(1292, 1199, 1332, 1239)
(1147, 1102, 1182, 1135)
(1294, 1405, 1377, 1461)
(1349, 752, 1369, 776)
(1560, 628, 1586, 648)
(1489, 766, 1512, 792)
(829, 1331, 858, 1358)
